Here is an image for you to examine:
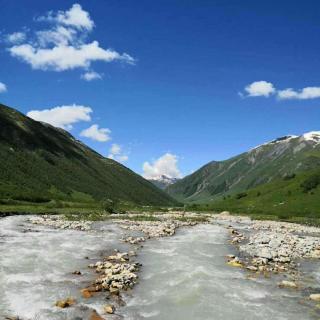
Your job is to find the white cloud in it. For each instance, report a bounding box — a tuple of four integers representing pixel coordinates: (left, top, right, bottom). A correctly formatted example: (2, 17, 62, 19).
(39, 3, 94, 31)
(110, 143, 121, 155)
(36, 26, 77, 47)
(9, 41, 133, 72)
(108, 143, 128, 163)
(6, 32, 26, 44)
(242, 81, 320, 101)
(27, 104, 92, 129)
(117, 155, 129, 162)
(0, 82, 7, 93)
(142, 153, 182, 179)
(8, 4, 135, 72)
(244, 81, 275, 97)
(81, 70, 102, 81)
(277, 87, 320, 100)
(80, 124, 111, 142)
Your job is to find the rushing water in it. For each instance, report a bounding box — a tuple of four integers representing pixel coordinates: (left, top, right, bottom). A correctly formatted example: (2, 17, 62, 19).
(120, 224, 318, 320)
(0, 216, 125, 319)
(0, 216, 319, 320)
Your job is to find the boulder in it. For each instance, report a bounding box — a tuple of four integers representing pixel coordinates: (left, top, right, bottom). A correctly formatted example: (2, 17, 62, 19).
(104, 304, 115, 314)
(81, 288, 92, 299)
(227, 260, 243, 268)
(90, 311, 105, 320)
(72, 270, 82, 275)
(310, 294, 320, 302)
(55, 297, 76, 308)
(278, 280, 297, 289)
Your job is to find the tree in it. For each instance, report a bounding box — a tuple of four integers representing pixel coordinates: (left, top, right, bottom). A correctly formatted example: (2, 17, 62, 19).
(101, 198, 119, 214)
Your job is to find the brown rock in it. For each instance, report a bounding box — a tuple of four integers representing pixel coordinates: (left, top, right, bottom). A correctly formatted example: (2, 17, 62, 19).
(310, 293, 320, 301)
(81, 288, 92, 299)
(90, 311, 105, 320)
(109, 287, 120, 295)
(55, 297, 76, 308)
(104, 304, 115, 314)
(72, 270, 82, 275)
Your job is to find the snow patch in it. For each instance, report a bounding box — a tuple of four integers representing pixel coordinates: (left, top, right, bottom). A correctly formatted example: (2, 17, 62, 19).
(302, 131, 320, 143)
(251, 135, 298, 151)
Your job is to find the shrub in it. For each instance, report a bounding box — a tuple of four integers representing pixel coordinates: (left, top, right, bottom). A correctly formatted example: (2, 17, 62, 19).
(283, 173, 296, 181)
(101, 198, 119, 214)
(235, 192, 248, 199)
(301, 174, 320, 193)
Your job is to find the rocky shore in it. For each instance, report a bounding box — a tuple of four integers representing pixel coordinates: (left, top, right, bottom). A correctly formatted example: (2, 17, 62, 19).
(215, 211, 320, 300)
(29, 215, 92, 231)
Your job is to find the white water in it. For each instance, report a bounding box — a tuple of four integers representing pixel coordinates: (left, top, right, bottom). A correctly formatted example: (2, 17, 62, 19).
(0, 217, 319, 320)
(120, 224, 319, 320)
(0, 216, 125, 319)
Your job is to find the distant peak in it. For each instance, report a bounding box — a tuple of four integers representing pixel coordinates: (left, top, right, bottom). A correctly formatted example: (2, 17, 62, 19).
(251, 135, 297, 151)
(150, 174, 175, 181)
(269, 135, 298, 144)
(301, 131, 320, 142)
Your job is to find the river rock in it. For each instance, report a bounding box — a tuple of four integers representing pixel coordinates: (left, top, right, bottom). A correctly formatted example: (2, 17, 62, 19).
(278, 280, 297, 289)
(81, 288, 92, 298)
(310, 294, 320, 301)
(55, 297, 76, 308)
(104, 304, 115, 314)
(90, 311, 105, 320)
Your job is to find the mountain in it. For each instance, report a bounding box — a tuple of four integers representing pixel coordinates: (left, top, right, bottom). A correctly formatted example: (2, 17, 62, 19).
(148, 175, 180, 190)
(205, 167, 320, 220)
(0, 104, 178, 206)
(167, 132, 320, 203)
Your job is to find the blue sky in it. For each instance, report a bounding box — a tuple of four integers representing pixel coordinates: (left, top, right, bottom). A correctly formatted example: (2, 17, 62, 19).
(1, 0, 320, 178)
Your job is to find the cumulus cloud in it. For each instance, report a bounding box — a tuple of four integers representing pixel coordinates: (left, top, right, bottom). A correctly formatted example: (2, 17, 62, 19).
(7, 3, 134, 72)
(81, 70, 102, 81)
(110, 143, 121, 155)
(0, 82, 7, 93)
(80, 124, 111, 142)
(6, 32, 26, 44)
(142, 153, 182, 179)
(277, 87, 320, 100)
(27, 104, 92, 129)
(244, 81, 276, 97)
(108, 144, 128, 163)
(241, 81, 320, 101)
(40, 3, 95, 31)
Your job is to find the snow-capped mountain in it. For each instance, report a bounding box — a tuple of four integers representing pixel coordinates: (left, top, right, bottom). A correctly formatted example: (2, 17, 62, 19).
(167, 131, 320, 202)
(148, 175, 180, 190)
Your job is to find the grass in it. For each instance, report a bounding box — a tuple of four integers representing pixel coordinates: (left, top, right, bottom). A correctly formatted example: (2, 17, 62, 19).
(185, 169, 320, 226)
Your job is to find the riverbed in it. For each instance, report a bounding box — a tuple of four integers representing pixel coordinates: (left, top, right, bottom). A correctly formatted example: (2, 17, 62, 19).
(0, 216, 319, 319)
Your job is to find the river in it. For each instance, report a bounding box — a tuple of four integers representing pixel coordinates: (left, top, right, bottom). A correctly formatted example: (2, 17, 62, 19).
(0, 216, 318, 320)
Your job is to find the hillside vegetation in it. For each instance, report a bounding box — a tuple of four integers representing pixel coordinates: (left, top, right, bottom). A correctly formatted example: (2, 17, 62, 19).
(0, 104, 178, 209)
(188, 169, 320, 222)
(167, 134, 320, 203)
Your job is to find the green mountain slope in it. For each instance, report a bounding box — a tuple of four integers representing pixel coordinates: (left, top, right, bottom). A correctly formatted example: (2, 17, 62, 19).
(0, 104, 178, 206)
(204, 169, 320, 219)
(167, 133, 320, 203)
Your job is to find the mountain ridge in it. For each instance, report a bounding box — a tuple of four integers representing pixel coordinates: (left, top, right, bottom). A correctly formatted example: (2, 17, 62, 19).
(167, 131, 320, 203)
(0, 103, 178, 206)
